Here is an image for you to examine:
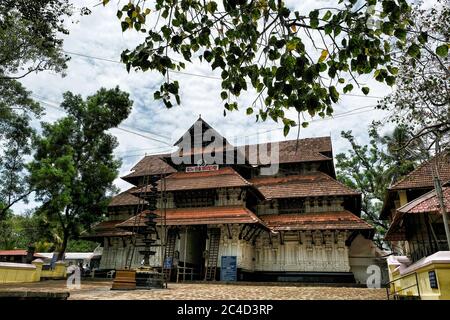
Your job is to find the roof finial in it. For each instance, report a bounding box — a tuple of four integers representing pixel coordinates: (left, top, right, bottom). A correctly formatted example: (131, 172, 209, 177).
(198, 114, 202, 119)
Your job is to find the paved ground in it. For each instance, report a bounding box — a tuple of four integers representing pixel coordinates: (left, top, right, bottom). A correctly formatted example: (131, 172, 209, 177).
(0, 280, 386, 300)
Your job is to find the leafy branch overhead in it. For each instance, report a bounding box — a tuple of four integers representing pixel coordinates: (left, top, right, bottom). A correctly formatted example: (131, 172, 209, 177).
(103, 0, 448, 135)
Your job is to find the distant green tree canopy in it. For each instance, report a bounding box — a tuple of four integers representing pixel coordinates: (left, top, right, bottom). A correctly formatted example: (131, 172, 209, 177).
(29, 87, 133, 259)
(336, 124, 430, 249)
(103, 0, 448, 134)
(378, 0, 450, 150)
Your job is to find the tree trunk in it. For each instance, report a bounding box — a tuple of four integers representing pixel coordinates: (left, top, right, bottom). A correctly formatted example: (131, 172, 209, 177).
(57, 232, 69, 261)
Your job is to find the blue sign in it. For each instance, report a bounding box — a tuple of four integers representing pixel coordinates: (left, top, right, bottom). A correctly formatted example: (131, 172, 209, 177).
(220, 256, 237, 281)
(164, 257, 173, 269)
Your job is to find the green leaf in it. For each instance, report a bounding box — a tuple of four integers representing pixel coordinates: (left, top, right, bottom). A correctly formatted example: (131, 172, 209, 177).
(323, 10, 332, 21)
(246, 107, 253, 115)
(343, 84, 353, 93)
(116, 10, 123, 19)
(329, 86, 339, 103)
(393, 28, 406, 41)
(283, 124, 290, 136)
(436, 44, 449, 57)
(220, 91, 228, 100)
(407, 43, 420, 58)
(361, 87, 370, 95)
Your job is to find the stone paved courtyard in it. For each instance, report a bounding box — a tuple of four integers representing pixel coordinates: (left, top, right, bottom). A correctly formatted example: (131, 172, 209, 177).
(0, 280, 386, 300)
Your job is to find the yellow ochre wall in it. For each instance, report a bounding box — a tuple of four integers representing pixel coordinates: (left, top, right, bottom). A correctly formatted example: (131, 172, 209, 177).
(0, 259, 66, 284)
(389, 263, 450, 300)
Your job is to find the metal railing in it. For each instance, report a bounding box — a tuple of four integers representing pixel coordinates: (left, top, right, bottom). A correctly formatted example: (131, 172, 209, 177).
(386, 272, 421, 300)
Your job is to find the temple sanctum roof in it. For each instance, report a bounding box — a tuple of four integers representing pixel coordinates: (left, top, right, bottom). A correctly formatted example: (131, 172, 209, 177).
(250, 172, 360, 199)
(259, 211, 373, 231)
(116, 206, 266, 227)
(131, 167, 252, 193)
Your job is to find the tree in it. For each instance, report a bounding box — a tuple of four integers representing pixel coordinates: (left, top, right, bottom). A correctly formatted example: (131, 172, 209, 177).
(335, 124, 428, 249)
(29, 87, 133, 259)
(378, 0, 450, 150)
(0, 81, 42, 220)
(0, 0, 83, 219)
(0, 211, 47, 250)
(0, 0, 74, 80)
(102, 0, 445, 134)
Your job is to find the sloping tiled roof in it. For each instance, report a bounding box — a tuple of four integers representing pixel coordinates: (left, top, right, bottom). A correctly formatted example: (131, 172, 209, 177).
(131, 167, 251, 193)
(108, 188, 143, 207)
(0, 250, 46, 258)
(121, 154, 177, 180)
(385, 187, 450, 241)
(117, 206, 264, 227)
(245, 137, 332, 164)
(260, 211, 373, 231)
(80, 220, 134, 239)
(398, 187, 450, 214)
(389, 152, 450, 190)
(250, 172, 359, 199)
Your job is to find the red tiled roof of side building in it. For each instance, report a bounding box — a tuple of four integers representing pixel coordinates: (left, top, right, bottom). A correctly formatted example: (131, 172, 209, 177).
(108, 188, 144, 207)
(399, 187, 450, 214)
(0, 250, 46, 258)
(116, 206, 266, 228)
(250, 172, 360, 199)
(389, 151, 450, 190)
(121, 154, 177, 180)
(80, 220, 134, 239)
(259, 211, 373, 231)
(132, 166, 251, 193)
(384, 187, 450, 241)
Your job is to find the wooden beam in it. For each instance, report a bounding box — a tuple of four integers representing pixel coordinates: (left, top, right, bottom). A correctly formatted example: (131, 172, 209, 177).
(238, 225, 248, 240)
(279, 231, 284, 245)
(245, 227, 258, 242)
(252, 229, 262, 245)
(242, 225, 255, 240)
(226, 224, 233, 240)
(345, 230, 358, 246)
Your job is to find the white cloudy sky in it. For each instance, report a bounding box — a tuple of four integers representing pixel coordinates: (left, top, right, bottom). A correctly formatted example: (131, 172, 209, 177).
(12, 0, 402, 213)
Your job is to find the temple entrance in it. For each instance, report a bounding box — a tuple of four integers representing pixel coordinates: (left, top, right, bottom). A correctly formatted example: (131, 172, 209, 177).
(176, 226, 207, 281)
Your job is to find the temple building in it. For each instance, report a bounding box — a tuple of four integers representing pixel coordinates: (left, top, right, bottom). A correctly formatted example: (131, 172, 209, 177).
(382, 152, 450, 299)
(83, 117, 380, 283)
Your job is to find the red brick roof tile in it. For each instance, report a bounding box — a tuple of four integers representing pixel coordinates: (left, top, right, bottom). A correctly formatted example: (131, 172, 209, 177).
(0, 250, 46, 258)
(81, 220, 134, 239)
(390, 152, 450, 190)
(132, 167, 251, 193)
(121, 154, 176, 181)
(260, 211, 373, 231)
(245, 137, 332, 164)
(385, 187, 450, 241)
(108, 188, 143, 207)
(250, 172, 359, 199)
(117, 206, 265, 227)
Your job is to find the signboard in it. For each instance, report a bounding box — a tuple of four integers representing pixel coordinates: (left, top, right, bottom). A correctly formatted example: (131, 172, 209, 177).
(220, 256, 237, 281)
(164, 257, 173, 269)
(185, 164, 219, 173)
(429, 270, 438, 289)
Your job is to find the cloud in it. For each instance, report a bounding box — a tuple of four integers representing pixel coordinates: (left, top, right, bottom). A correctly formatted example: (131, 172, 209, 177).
(11, 0, 395, 214)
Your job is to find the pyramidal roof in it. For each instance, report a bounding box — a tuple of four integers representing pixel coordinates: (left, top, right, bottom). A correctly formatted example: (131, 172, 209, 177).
(173, 115, 230, 147)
